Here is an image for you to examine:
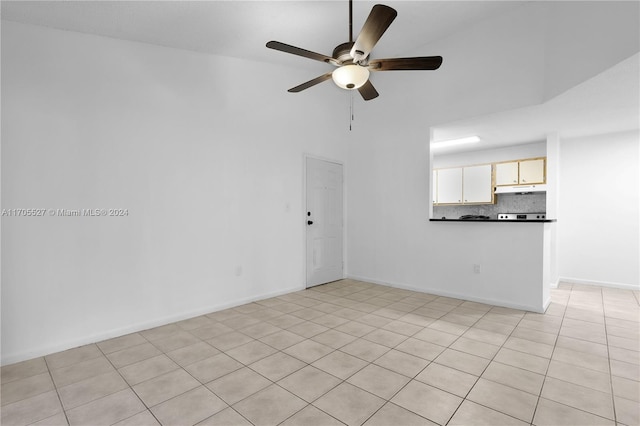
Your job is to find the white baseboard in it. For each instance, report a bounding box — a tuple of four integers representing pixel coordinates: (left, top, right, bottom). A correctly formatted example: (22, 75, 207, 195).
(559, 277, 639, 291)
(347, 274, 546, 313)
(1, 284, 304, 367)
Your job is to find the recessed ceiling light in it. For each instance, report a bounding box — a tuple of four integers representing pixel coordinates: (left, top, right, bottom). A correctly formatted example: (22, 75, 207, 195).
(431, 136, 481, 149)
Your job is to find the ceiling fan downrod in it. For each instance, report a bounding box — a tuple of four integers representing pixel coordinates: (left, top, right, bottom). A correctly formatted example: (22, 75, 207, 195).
(349, 0, 353, 43)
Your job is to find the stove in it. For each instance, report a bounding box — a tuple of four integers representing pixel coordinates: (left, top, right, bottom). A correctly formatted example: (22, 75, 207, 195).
(497, 213, 546, 220)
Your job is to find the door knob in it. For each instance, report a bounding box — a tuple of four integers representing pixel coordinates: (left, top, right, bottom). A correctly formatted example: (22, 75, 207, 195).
(307, 220, 314, 225)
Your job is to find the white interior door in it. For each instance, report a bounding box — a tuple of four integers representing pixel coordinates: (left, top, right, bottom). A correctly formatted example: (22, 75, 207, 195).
(306, 157, 343, 288)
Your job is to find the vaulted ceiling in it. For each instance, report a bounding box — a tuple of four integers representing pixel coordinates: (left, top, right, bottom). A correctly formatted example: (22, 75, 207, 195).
(432, 53, 640, 153)
(2, 1, 639, 152)
(0, 1, 524, 70)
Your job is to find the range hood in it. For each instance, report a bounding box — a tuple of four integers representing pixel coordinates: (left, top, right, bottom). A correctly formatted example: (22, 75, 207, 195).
(494, 184, 547, 194)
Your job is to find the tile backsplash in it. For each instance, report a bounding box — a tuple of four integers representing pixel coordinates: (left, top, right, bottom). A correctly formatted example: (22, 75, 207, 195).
(433, 192, 547, 219)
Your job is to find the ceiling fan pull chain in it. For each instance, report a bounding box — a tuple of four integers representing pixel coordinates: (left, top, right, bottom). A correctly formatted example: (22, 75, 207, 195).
(349, 91, 354, 131)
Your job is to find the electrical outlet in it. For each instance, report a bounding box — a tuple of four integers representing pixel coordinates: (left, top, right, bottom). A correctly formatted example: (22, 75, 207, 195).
(473, 264, 481, 274)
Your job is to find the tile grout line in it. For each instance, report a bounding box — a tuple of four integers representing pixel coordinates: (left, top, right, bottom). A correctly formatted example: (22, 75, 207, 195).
(529, 283, 569, 426)
(274, 284, 432, 425)
(267, 283, 382, 425)
(193, 302, 304, 426)
(42, 356, 72, 426)
(601, 286, 619, 425)
(301, 284, 433, 426)
(104, 330, 252, 425)
(181, 302, 316, 426)
(93, 336, 166, 426)
(197, 290, 376, 426)
(275, 285, 415, 425)
(443, 302, 537, 425)
(356, 287, 557, 425)
(123, 319, 273, 425)
(347, 294, 520, 425)
(535, 284, 625, 424)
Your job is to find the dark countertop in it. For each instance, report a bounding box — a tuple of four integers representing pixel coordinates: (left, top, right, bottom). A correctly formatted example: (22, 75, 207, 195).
(430, 218, 556, 223)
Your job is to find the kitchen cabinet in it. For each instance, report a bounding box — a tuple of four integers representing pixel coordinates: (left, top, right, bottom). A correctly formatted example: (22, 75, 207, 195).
(495, 161, 519, 185)
(432, 170, 437, 203)
(435, 168, 462, 204)
(495, 158, 545, 186)
(463, 164, 493, 203)
(434, 164, 493, 205)
(519, 158, 545, 184)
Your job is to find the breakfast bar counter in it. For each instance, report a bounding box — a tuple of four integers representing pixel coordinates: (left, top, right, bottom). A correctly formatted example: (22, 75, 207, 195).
(430, 218, 556, 223)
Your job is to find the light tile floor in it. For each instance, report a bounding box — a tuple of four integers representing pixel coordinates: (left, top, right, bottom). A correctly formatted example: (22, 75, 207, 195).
(1, 280, 639, 426)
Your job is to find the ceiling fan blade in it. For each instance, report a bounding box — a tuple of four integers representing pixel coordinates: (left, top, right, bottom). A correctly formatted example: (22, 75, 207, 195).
(368, 56, 443, 71)
(358, 80, 379, 101)
(350, 4, 397, 63)
(266, 41, 338, 65)
(288, 72, 334, 93)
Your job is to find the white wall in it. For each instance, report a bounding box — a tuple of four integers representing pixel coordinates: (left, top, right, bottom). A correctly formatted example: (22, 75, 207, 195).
(546, 133, 560, 287)
(346, 113, 551, 312)
(350, 220, 551, 313)
(558, 130, 640, 289)
(1, 21, 350, 364)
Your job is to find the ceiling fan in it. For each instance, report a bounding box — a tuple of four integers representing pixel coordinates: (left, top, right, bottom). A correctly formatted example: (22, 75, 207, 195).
(266, 0, 443, 101)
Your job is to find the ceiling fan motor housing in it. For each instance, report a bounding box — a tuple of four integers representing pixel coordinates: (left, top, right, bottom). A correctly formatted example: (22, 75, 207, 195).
(332, 42, 358, 64)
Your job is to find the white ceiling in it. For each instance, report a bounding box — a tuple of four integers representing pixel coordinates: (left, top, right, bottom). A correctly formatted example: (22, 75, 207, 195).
(2, 0, 638, 153)
(431, 53, 640, 154)
(1, 1, 524, 71)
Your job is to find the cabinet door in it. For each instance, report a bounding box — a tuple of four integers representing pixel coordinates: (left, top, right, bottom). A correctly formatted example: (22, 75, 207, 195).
(432, 170, 437, 203)
(519, 159, 545, 184)
(495, 161, 519, 185)
(463, 164, 493, 203)
(436, 168, 462, 204)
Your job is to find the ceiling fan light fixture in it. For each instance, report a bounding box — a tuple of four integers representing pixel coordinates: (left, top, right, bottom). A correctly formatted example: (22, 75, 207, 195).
(332, 65, 370, 90)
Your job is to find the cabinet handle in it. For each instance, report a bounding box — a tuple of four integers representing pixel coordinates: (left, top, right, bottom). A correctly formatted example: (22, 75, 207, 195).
(522, 179, 526, 183)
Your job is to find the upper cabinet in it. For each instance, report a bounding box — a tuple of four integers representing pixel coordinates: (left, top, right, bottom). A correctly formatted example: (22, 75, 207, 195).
(434, 164, 493, 205)
(463, 164, 493, 203)
(433, 156, 546, 205)
(495, 157, 546, 186)
(435, 168, 463, 204)
(432, 170, 437, 204)
(495, 161, 519, 185)
(519, 159, 545, 184)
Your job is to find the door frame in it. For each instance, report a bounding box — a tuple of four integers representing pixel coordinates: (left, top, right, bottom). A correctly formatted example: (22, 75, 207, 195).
(303, 154, 347, 289)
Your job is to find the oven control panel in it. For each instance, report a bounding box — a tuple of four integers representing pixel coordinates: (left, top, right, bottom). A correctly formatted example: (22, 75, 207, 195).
(497, 213, 546, 220)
